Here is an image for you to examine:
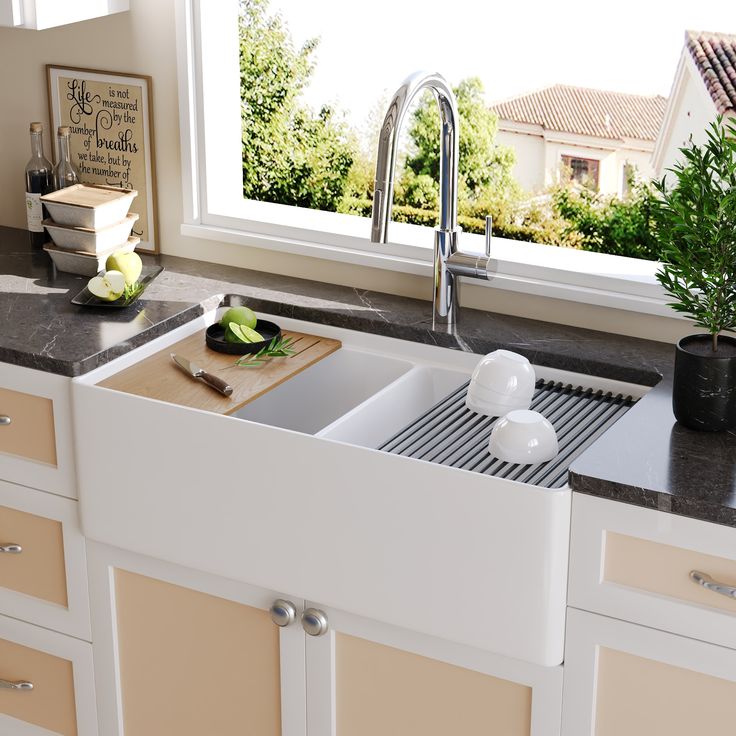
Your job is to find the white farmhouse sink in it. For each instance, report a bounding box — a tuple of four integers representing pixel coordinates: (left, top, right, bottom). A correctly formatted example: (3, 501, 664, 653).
(72, 308, 647, 667)
(232, 349, 414, 434)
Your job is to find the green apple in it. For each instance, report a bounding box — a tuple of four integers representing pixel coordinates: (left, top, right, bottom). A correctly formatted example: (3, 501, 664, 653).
(219, 306, 257, 330)
(88, 270, 126, 301)
(105, 250, 142, 287)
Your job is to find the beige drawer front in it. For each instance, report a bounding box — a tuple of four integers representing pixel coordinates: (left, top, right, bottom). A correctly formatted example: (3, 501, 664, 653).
(570, 494, 736, 650)
(0, 614, 96, 735)
(0, 504, 68, 607)
(0, 364, 76, 499)
(0, 636, 77, 735)
(604, 532, 736, 615)
(0, 387, 57, 467)
(0, 481, 91, 642)
(563, 608, 736, 736)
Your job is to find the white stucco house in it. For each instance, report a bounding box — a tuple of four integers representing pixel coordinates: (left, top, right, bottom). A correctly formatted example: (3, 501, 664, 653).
(653, 30, 736, 177)
(490, 85, 666, 196)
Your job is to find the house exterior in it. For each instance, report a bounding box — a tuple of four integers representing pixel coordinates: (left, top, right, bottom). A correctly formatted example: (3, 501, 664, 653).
(490, 85, 666, 196)
(653, 30, 736, 177)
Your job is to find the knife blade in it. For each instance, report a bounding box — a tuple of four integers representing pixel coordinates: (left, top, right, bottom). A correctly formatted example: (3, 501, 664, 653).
(171, 353, 233, 397)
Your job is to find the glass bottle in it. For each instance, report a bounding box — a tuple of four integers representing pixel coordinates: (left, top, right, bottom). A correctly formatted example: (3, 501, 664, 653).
(25, 122, 53, 249)
(53, 126, 80, 190)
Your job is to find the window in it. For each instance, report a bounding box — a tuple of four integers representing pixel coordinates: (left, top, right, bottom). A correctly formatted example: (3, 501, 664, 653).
(561, 155, 600, 190)
(175, 0, 706, 318)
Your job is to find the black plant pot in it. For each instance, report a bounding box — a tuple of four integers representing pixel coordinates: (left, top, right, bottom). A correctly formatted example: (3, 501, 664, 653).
(673, 334, 736, 431)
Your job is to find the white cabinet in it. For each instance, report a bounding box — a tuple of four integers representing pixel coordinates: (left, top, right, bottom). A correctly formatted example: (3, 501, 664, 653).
(88, 542, 307, 736)
(0, 0, 128, 29)
(304, 600, 563, 736)
(562, 608, 736, 736)
(0, 479, 91, 640)
(0, 612, 96, 735)
(569, 493, 736, 650)
(88, 542, 563, 736)
(0, 362, 76, 498)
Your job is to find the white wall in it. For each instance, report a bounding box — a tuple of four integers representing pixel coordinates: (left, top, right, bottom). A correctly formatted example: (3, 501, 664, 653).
(0, 0, 694, 345)
(496, 129, 546, 192)
(655, 64, 718, 177)
(500, 126, 655, 197)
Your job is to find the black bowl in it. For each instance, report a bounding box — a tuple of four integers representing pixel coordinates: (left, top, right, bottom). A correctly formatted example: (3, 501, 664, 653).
(206, 319, 282, 355)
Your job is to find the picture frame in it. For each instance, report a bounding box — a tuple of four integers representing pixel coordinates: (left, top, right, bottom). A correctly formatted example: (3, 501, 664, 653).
(46, 65, 158, 253)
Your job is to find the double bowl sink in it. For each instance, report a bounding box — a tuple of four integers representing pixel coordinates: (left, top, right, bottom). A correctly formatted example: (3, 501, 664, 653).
(72, 303, 647, 667)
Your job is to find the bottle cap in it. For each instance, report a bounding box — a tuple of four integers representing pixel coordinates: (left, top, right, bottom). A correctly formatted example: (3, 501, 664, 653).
(58, 126, 71, 137)
(29, 122, 43, 133)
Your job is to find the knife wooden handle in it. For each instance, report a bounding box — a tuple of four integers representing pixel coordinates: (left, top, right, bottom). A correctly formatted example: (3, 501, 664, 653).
(199, 371, 233, 397)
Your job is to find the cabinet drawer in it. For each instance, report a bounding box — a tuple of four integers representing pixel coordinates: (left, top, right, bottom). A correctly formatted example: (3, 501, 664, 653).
(0, 614, 96, 735)
(0, 387, 57, 466)
(0, 364, 76, 498)
(0, 480, 91, 641)
(562, 608, 736, 736)
(569, 494, 736, 650)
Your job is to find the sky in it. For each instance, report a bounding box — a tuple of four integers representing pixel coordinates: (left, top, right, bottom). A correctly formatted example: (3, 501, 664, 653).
(270, 0, 733, 129)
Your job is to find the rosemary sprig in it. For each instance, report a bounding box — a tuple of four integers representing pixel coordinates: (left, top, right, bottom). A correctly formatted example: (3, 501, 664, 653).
(234, 335, 296, 367)
(123, 281, 145, 301)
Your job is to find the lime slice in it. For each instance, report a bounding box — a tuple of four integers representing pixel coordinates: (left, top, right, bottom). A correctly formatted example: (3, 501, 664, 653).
(226, 322, 264, 343)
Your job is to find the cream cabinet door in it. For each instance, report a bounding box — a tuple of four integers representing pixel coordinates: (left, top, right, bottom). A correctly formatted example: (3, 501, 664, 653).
(87, 542, 307, 736)
(303, 600, 562, 736)
(563, 608, 736, 736)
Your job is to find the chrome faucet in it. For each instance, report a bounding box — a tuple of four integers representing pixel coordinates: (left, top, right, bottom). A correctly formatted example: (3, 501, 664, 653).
(370, 71, 492, 327)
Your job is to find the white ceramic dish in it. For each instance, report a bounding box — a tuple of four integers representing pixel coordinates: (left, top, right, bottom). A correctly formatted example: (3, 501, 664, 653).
(40, 184, 137, 229)
(44, 237, 139, 277)
(44, 214, 139, 254)
(488, 409, 558, 465)
(466, 349, 536, 416)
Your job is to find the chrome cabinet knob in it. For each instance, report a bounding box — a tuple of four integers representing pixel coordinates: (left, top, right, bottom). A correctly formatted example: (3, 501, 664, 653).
(270, 599, 297, 627)
(301, 608, 328, 637)
(0, 544, 22, 554)
(0, 416, 11, 426)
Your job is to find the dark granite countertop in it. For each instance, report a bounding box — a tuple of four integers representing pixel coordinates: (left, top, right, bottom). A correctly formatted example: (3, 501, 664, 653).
(2, 225, 736, 529)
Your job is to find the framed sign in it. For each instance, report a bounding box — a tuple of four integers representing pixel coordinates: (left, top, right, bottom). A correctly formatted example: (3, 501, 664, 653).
(47, 65, 158, 253)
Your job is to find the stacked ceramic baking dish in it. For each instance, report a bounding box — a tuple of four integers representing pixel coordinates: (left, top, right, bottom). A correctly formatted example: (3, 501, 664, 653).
(41, 184, 139, 276)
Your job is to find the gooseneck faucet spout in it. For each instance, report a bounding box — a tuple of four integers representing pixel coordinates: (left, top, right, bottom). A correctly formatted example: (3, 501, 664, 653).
(370, 71, 493, 328)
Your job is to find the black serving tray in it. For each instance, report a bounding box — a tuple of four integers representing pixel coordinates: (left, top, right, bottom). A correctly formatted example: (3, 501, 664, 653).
(206, 319, 281, 355)
(71, 265, 164, 308)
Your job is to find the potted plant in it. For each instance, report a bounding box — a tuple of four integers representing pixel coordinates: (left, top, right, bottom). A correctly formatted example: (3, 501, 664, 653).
(653, 117, 736, 431)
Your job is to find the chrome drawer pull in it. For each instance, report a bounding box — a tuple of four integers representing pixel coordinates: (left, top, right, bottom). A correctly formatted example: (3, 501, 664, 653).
(0, 679, 33, 691)
(0, 416, 11, 426)
(690, 570, 736, 599)
(0, 544, 22, 554)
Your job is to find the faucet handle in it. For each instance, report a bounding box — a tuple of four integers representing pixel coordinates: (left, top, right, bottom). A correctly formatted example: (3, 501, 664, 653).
(484, 215, 492, 257)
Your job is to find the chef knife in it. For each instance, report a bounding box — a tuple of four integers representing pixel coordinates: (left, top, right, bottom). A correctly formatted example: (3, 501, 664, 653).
(171, 353, 233, 397)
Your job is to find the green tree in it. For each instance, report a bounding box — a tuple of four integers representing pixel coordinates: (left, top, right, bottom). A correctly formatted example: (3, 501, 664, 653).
(552, 179, 660, 260)
(239, 0, 354, 210)
(403, 77, 518, 202)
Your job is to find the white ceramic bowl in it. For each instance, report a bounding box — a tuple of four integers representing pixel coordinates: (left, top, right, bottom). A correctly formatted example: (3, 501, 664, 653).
(488, 409, 558, 465)
(44, 213, 139, 254)
(466, 350, 536, 417)
(40, 184, 137, 229)
(44, 237, 139, 277)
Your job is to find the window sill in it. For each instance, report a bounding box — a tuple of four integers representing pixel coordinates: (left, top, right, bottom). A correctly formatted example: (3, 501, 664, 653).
(180, 221, 678, 320)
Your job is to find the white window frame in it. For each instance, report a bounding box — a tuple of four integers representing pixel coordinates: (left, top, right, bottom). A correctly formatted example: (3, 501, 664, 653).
(175, 0, 677, 318)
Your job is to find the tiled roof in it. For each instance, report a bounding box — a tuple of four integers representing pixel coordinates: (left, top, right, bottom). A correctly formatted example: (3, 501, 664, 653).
(686, 30, 736, 114)
(490, 85, 667, 141)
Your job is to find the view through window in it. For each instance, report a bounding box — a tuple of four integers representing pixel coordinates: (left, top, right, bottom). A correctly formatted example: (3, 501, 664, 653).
(239, 0, 731, 262)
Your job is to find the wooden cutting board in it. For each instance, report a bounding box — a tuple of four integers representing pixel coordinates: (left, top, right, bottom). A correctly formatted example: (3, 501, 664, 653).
(98, 328, 341, 416)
